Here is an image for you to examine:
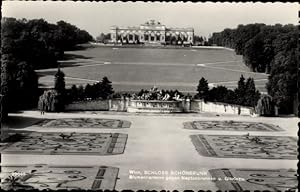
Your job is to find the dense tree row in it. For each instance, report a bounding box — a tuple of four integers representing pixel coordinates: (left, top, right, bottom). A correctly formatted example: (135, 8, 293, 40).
(1, 18, 93, 118)
(66, 77, 114, 102)
(208, 24, 297, 113)
(208, 24, 296, 72)
(38, 70, 114, 112)
(195, 76, 261, 107)
(2, 18, 93, 70)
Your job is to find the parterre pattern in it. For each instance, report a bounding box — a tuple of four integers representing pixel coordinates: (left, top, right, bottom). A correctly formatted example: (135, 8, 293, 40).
(33, 118, 131, 129)
(190, 134, 297, 159)
(0, 132, 127, 155)
(209, 168, 297, 191)
(0, 164, 119, 190)
(184, 121, 283, 131)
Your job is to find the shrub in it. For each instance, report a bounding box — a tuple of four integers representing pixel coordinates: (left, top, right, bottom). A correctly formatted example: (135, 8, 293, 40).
(256, 95, 275, 116)
(38, 90, 59, 112)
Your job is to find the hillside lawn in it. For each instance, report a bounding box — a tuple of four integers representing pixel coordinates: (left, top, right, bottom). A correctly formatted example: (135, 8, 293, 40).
(37, 46, 268, 93)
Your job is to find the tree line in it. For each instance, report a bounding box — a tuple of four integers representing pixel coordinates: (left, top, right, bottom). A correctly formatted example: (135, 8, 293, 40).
(208, 24, 297, 113)
(38, 70, 115, 112)
(38, 70, 266, 114)
(67, 77, 114, 102)
(195, 76, 261, 108)
(1, 18, 93, 120)
(2, 18, 93, 70)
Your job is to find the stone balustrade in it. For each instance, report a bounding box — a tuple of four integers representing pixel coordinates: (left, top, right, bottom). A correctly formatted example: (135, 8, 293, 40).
(65, 97, 255, 115)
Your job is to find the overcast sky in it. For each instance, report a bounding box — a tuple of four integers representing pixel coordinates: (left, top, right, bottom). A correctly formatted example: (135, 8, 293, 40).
(2, 2, 298, 38)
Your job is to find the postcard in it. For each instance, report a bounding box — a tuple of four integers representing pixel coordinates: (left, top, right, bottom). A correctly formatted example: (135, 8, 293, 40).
(0, 1, 298, 191)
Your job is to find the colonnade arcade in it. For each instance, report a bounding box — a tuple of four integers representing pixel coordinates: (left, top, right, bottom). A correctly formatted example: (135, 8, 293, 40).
(110, 20, 194, 45)
(115, 31, 192, 45)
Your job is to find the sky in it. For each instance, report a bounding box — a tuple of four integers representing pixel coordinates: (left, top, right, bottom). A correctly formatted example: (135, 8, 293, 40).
(2, 2, 298, 38)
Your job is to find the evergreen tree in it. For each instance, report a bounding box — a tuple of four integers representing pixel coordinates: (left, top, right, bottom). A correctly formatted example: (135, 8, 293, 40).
(84, 84, 93, 99)
(54, 69, 65, 94)
(70, 85, 78, 101)
(208, 86, 229, 103)
(100, 77, 114, 99)
(16, 61, 39, 108)
(196, 77, 209, 101)
(224, 89, 237, 104)
(244, 78, 260, 107)
(77, 85, 85, 100)
(235, 75, 246, 105)
(54, 69, 65, 111)
(93, 82, 102, 99)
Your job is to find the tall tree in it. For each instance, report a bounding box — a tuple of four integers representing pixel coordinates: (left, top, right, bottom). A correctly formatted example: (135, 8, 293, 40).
(77, 85, 85, 101)
(266, 27, 297, 114)
(235, 75, 246, 105)
(196, 77, 209, 101)
(54, 69, 65, 94)
(243, 34, 265, 72)
(54, 69, 65, 111)
(266, 49, 297, 113)
(99, 77, 114, 99)
(84, 84, 93, 99)
(69, 84, 78, 101)
(234, 24, 265, 55)
(1, 52, 39, 112)
(244, 78, 260, 107)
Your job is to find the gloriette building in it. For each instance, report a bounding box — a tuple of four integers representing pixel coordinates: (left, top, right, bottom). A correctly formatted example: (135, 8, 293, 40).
(110, 20, 194, 45)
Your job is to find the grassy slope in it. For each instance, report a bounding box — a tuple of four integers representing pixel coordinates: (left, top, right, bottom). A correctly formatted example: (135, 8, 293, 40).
(37, 46, 268, 92)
